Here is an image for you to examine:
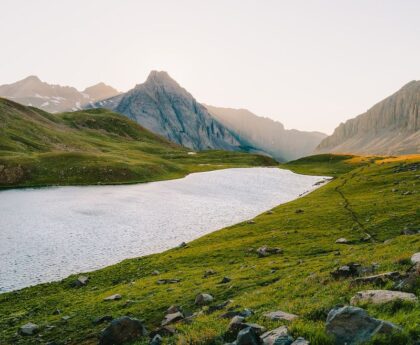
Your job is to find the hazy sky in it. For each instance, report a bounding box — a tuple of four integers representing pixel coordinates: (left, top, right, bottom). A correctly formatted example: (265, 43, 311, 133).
(1, 0, 419, 133)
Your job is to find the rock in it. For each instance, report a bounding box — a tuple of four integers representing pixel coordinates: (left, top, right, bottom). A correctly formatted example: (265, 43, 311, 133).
(220, 276, 232, 284)
(260, 326, 289, 345)
(229, 316, 246, 333)
(335, 238, 350, 244)
(157, 279, 180, 285)
(257, 246, 283, 258)
(235, 327, 263, 345)
(103, 294, 122, 301)
(19, 322, 39, 336)
(295, 209, 304, 214)
(330, 263, 362, 279)
(52, 308, 61, 315)
(266, 210, 274, 215)
(203, 269, 216, 278)
(247, 220, 256, 224)
(411, 252, 420, 265)
(291, 337, 309, 345)
(61, 315, 70, 322)
(72, 275, 89, 287)
(195, 293, 214, 305)
(161, 311, 184, 326)
(350, 272, 402, 286)
(350, 290, 417, 305)
(150, 326, 176, 338)
(151, 270, 160, 276)
(99, 316, 147, 345)
(177, 242, 187, 248)
(166, 305, 180, 314)
(264, 310, 298, 322)
(150, 334, 162, 345)
(206, 300, 232, 314)
(400, 229, 419, 235)
(93, 315, 113, 325)
(326, 306, 400, 345)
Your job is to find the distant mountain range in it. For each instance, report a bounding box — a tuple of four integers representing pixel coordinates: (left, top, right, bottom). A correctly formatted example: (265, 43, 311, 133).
(0, 76, 120, 113)
(316, 80, 420, 155)
(205, 105, 327, 161)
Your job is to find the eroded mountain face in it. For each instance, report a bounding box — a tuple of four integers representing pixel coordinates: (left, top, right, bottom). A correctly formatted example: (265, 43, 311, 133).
(91, 71, 245, 151)
(0, 76, 120, 113)
(316, 81, 420, 155)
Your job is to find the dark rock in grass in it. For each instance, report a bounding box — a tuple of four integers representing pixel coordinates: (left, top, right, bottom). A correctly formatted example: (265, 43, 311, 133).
(220, 276, 232, 284)
(203, 269, 216, 278)
(195, 293, 214, 305)
(260, 326, 289, 345)
(291, 337, 309, 345)
(235, 327, 263, 345)
(150, 334, 162, 345)
(52, 308, 61, 315)
(229, 316, 266, 336)
(177, 242, 187, 248)
(257, 246, 283, 258)
(161, 311, 184, 326)
(93, 315, 113, 325)
(72, 275, 89, 287)
(99, 316, 147, 345)
(330, 263, 362, 279)
(394, 262, 420, 291)
(263, 310, 298, 321)
(295, 209, 304, 214)
(400, 229, 420, 235)
(326, 306, 400, 345)
(157, 279, 180, 285)
(19, 322, 39, 336)
(103, 294, 122, 301)
(247, 220, 256, 224)
(350, 272, 402, 287)
(206, 300, 232, 314)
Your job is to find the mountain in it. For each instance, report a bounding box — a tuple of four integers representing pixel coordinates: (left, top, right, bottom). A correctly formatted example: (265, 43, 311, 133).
(316, 81, 420, 155)
(205, 105, 327, 161)
(0, 98, 274, 187)
(0, 76, 120, 113)
(90, 71, 249, 152)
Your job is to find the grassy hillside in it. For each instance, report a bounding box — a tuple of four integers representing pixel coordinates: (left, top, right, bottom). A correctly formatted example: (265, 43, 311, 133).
(0, 98, 275, 188)
(0, 154, 418, 344)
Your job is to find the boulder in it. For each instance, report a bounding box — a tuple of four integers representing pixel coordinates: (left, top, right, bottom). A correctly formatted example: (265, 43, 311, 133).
(151, 270, 160, 276)
(326, 306, 400, 345)
(203, 269, 216, 278)
(335, 238, 350, 244)
(150, 334, 162, 345)
(103, 294, 122, 301)
(157, 279, 180, 285)
(177, 242, 187, 248)
(220, 276, 232, 284)
(229, 316, 246, 333)
(195, 293, 214, 305)
(73, 275, 89, 287)
(350, 290, 417, 305)
(264, 310, 298, 322)
(19, 322, 39, 336)
(99, 316, 147, 345)
(235, 326, 263, 345)
(166, 305, 180, 314)
(161, 311, 184, 326)
(291, 338, 309, 345)
(411, 252, 420, 265)
(260, 326, 288, 345)
(330, 263, 362, 279)
(257, 246, 283, 258)
(350, 272, 402, 286)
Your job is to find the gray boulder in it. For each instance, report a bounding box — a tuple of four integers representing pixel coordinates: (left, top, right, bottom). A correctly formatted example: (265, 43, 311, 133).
(73, 275, 89, 287)
(260, 326, 288, 345)
(291, 337, 309, 345)
(335, 238, 350, 244)
(99, 316, 147, 345)
(161, 311, 184, 326)
(264, 310, 298, 321)
(326, 306, 400, 345)
(195, 293, 214, 305)
(103, 294, 122, 301)
(411, 252, 420, 265)
(350, 290, 417, 305)
(150, 334, 162, 345)
(350, 272, 402, 287)
(19, 322, 39, 336)
(235, 327, 263, 345)
(257, 246, 283, 258)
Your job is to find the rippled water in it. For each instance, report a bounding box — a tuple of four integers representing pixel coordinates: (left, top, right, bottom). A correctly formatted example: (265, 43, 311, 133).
(0, 168, 327, 292)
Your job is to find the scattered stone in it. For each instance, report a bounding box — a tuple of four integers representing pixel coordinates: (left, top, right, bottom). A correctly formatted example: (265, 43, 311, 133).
(260, 326, 289, 345)
(61, 315, 70, 322)
(326, 306, 400, 345)
(235, 326, 263, 345)
(93, 315, 113, 325)
(411, 252, 420, 265)
(335, 238, 350, 244)
(220, 276, 232, 284)
(166, 305, 180, 314)
(264, 310, 298, 322)
(161, 311, 184, 326)
(75, 275, 89, 287)
(157, 279, 180, 285)
(195, 293, 214, 305)
(350, 290, 417, 305)
(52, 309, 61, 315)
(240, 308, 254, 318)
(247, 220, 256, 224)
(350, 272, 402, 286)
(19, 322, 39, 336)
(330, 263, 363, 279)
(228, 316, 246, 333)
(99, 316, 147, 345)
(123, 300, 135, 307)
(150, 334, 162, 345)
(206, 300, 232, 314)
(257, 246, 283, 258)
(400, 229, 419, 235)
(295, 209, 304, 214)
(151, 270, 160, 276)
(103, 294, 122, 301)
(203, 269, 216, 278)
(291, 337, 309, 345)
(177, 242, 187, 248)
(266, 210, 274, 215)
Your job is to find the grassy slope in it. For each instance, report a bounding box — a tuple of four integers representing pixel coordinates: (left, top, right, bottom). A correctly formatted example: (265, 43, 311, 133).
(0, 154, 419, 345)
(0, 98, 275, 188)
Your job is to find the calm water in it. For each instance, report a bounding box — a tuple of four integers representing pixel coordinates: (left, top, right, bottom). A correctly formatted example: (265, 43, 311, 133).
(0, 168, 328, 292)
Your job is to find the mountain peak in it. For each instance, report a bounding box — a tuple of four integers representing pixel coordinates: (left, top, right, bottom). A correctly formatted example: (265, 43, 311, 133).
(21, 75, 42, 83)
(144, 70, 180, 87)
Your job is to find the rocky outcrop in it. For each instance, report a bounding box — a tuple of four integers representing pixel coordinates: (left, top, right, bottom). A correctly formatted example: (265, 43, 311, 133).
(93, 71, 246, 151)
(0, 76, 120, 113)
(99, 316, 147, 345)
(316, 80, 420, 155)
(205, 105, 327, 161)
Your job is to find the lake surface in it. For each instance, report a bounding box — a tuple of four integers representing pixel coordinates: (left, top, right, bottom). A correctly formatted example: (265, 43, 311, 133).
(0, 168, 328, 292)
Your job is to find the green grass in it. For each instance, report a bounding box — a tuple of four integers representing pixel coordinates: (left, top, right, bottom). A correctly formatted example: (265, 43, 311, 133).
(0, 153, 419, 345)
(0, 98, 275, 188)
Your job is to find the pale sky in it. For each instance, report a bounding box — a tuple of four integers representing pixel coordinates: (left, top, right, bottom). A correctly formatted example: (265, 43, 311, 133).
(1, 0, 419, 134)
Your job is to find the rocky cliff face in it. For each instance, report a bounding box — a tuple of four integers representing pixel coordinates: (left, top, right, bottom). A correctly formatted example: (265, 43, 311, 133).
(205, 105, 326, 161)
(316, 81, 420, 155)
(0, 76, 120, 113)
(93, 71, 245, 151)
